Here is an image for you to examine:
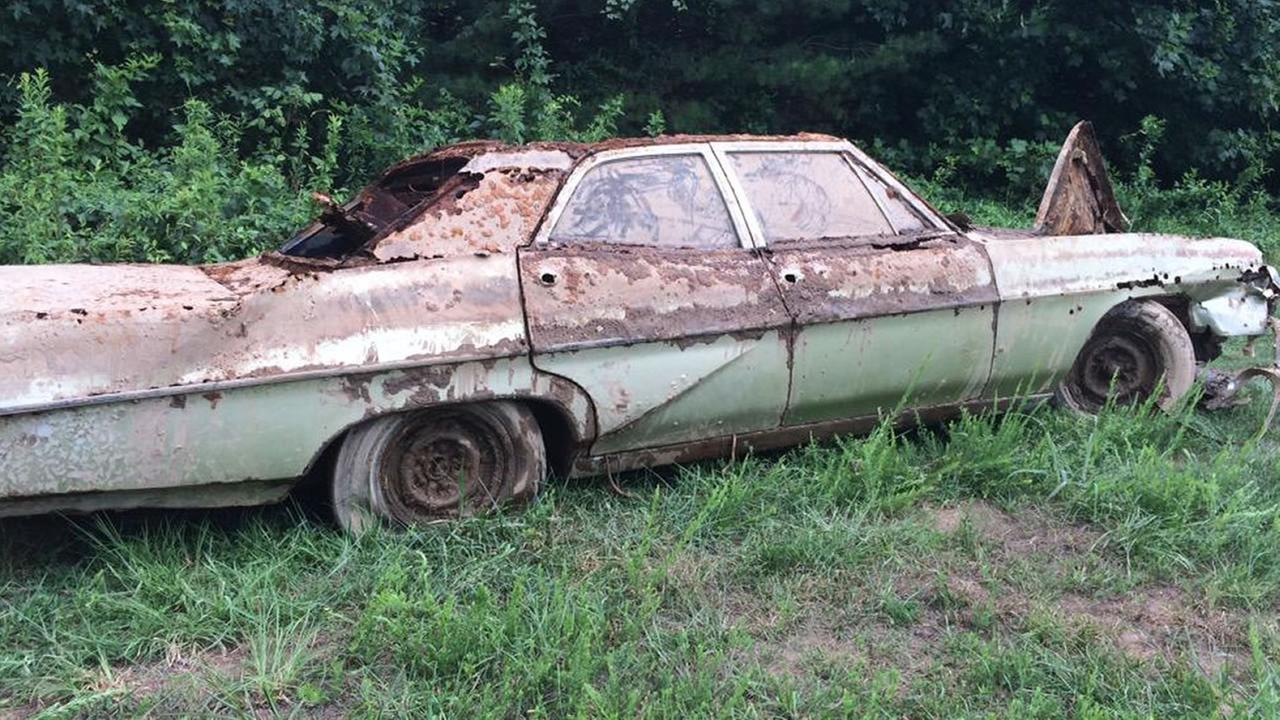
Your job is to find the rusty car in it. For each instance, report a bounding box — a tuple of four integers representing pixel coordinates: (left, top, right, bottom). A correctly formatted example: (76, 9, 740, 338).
(2, 122, 1277, 532)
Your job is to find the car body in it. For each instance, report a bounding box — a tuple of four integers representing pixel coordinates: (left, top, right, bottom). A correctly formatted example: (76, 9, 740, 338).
(1, 124, 1276, 524)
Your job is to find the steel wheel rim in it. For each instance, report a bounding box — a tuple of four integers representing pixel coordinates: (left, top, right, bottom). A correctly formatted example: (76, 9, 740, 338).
(1075, 331, 1161, 407)
(375, 413, 508, 523)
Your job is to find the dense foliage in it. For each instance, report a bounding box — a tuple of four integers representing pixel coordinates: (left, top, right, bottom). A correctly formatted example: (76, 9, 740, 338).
(2, 0, 1280, 263)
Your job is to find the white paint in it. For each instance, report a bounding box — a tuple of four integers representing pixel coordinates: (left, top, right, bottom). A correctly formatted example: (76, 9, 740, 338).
(175, 319, 526, 383)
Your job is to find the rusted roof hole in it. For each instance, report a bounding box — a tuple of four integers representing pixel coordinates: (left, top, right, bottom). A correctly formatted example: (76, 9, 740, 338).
(280, 156, 472, 259)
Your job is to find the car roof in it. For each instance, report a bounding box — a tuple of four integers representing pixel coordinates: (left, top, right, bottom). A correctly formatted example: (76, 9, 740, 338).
(394, 132, 844, 170)
(281, 133, 847, 259)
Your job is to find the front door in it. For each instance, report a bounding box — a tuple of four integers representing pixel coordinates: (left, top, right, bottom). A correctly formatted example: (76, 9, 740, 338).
(712, 142, 999, 425)
(519, 145, 793, 455)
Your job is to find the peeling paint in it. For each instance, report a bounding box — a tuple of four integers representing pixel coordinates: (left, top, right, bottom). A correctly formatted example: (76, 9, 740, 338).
(2, 131, 1277, 519)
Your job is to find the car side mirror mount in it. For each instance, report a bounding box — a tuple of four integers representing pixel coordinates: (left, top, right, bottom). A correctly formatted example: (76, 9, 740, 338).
(945, 212, 973, 231)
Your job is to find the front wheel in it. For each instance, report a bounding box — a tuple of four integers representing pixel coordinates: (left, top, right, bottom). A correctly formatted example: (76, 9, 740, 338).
(331, 402, 545, 533)
(1056, 300, 1196, 414)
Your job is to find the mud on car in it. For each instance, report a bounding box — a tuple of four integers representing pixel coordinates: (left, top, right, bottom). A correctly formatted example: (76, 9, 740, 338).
(2, 123, 1276, 532)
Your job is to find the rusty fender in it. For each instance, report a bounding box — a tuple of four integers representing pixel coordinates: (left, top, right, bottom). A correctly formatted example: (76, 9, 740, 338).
(0, 254, 534, 412)
(981, 233, 1276, 397)
(0, 357, 595, 506)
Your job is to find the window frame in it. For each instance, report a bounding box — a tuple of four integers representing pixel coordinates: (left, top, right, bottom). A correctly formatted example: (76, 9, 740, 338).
(709, 140, 948, 248)
(534, 144, 755, 250)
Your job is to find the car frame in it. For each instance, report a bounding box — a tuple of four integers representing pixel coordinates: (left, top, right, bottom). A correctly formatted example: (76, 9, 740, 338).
(2, 124, 1276, 530)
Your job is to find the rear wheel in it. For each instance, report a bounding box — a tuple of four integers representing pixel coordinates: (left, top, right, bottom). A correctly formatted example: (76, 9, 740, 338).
(332, 402, 545, 533)
(1056, 300, 1195, 414)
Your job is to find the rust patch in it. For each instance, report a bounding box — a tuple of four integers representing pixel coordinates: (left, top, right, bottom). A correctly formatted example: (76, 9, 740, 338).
(200, 257, 293, 294)
(1035, 121, 1129, 236)
(371, 168, 564, 261)
(520, 243, 792, 350)
(382, 365, 457, 398)
(202, 391, 222, 409)
(340, 375, 373, 404)
(767, 234, 998, 324)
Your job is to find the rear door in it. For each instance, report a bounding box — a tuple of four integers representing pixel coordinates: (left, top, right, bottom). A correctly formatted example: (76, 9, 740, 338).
(519, 145, 793, 455)
(712, 141, 999, 425)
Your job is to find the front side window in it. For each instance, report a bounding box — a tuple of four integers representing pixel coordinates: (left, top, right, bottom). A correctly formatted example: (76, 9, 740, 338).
(726, 151, 908, 242)
(549, 154, 738, 249)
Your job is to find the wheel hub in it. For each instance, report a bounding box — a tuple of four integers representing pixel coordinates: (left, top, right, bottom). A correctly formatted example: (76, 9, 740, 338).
(377, 415, 504, 522)
(1079, 335, 1158, 404)
(398, 432, 481, 511)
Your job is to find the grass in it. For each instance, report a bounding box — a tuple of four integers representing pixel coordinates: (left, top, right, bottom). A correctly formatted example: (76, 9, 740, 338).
(2, 376, 1279, 718)
(3, 177, 1280, 717)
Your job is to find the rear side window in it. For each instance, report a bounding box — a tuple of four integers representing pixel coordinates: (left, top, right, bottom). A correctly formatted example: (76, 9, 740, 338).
(855, 165, 933, 233)
(550, 154, 738, 249)
(725, 151, 895, 242)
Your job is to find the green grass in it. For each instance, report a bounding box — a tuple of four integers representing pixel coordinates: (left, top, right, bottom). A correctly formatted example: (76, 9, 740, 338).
(2, 378, 1279, 718)
(4, 172, 1280, 717)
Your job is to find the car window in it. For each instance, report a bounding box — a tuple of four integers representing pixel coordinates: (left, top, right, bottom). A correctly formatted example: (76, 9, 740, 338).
(725, 151, 896, 242)
(854, 164, 934, 233)
(549, 154, 738, 249)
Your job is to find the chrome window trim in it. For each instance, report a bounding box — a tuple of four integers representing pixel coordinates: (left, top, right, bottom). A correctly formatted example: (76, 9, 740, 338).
(709, 140, 947, 247)
(533, 144, 755, 250)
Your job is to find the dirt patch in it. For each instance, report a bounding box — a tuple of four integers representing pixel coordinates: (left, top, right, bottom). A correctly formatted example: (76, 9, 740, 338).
(99, 644, 248, 705)
(930, 500, 1256, 677)
(1057, 586, 1251, 677)
(744, 611, 944, 689)
(756, 621, 853, 677)
(4, 633, 350, 719)
(668, 500, 1260, 696)
(931, 499, 1102, 558)
(0, 645, 249, 719)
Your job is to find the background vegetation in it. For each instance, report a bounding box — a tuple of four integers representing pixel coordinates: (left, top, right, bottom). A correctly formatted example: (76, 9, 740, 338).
(4, 0, 1280, 263)
(3, 2, 1280, 717)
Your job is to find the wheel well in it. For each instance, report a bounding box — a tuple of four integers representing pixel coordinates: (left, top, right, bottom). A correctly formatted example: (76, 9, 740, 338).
(1144, 294, 1222, 362)
(291, 398, 582, 499)
(287, 429, 345, 510)
(524, 400, 580, 479)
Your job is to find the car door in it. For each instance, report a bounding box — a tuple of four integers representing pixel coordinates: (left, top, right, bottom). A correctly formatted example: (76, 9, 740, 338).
(711, 141, 999, 425)
(519, 144, 793, 455)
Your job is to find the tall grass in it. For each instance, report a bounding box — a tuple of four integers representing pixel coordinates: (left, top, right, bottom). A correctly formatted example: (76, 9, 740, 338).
(3, 390, 1279, 716)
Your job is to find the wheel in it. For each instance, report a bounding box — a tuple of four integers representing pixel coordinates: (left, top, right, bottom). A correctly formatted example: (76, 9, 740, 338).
(331, 402, 545, 533)
(1056, 300, 1196, 414)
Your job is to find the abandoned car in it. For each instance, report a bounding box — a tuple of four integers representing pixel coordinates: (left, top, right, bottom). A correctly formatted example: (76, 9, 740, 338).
(1, 123, 1277, 531)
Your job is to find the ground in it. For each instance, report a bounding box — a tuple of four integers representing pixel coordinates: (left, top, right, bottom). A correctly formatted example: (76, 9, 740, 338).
(2, 355, 1279, 718)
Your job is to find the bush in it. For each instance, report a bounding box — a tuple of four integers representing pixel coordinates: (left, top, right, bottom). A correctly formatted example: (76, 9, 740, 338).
(0, 2, 627, 265)
(3, 2, 1279, 265)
